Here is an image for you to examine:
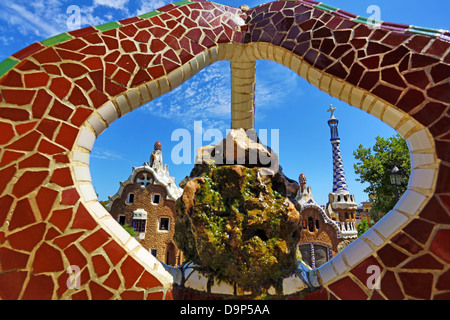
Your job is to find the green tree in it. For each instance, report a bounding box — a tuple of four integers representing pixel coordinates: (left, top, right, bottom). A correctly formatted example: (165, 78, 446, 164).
(353, 134, 410, 223)
(357, 219, 370, 237)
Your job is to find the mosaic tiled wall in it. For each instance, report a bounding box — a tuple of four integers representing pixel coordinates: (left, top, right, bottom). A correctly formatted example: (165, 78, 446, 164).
(0, 0, 449, 300)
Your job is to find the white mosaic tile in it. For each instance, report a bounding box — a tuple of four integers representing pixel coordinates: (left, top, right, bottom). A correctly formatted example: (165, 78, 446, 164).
(408, 168, 435, 190)
(361, 228, 384, 247)
(382, 106, 404, 129)
(341, 238, 373, 267)
(97, 101, 118, 125)
(318, 260, 338, 284)
(102, 216, 130, 245)
(72, 151, 90, 165)
(77, 128, 96, 151)
(331, 252, 347, 275)
(407, 129, 432, 151)
(373, 210, 409, 238)
(89, 201, 109, 219)
(88, 115, 106, 136)
(411, 153, 435, 168)
(126, 89, 141, 110)
(73, 166, 91, 182)
(115, 94, 130, 116)
(397, 119, 416, 138)
(78, 183, 97, 202)
(394, 189, 427, 216)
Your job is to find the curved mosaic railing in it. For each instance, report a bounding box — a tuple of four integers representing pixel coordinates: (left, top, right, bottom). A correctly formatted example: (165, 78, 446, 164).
(0, 0, 448, 300)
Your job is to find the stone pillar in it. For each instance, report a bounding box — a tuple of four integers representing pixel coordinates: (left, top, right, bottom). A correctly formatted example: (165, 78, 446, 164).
(230, 58, 256, 129)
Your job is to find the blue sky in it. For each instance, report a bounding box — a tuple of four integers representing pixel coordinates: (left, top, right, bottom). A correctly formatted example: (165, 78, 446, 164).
(1, 0, 448, 205)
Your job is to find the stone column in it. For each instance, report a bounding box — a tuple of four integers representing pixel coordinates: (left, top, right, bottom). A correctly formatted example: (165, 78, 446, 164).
(230, 58, 256, 129)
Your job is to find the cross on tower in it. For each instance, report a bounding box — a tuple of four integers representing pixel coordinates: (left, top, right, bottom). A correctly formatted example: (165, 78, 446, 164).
(327, 104, 336, 117)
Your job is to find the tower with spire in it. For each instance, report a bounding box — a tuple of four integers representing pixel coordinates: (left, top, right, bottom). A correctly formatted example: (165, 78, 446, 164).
(325, 105, 357, 238)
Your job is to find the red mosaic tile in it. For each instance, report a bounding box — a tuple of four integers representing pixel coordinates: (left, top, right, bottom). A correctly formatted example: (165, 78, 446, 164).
(70, 108, 93, 127)
(0, 69, 23, 87)
(376, 243, 409, 268)
(37, 138, 66, 155)
(42, 64, 62, 76)
(378, 270, 404, 300)
(381, 67, 406, 88)
(0, 107, 30, 122)
(7, 222, 46, 252)
(2, 89, 36, 106)
(417, 194, 450, 224)
(371, 84, 402, 106)
(53, 230, 84, 250)
(131, 69, 151, 87)
(64, 243, 88, 269)
(15, 121, 38, 135)
(0, 150, 24, 166)
(49, 99, 74, 121)
(57, 38, 87, 51)
(104, 270, 121, 290)
(350, 255, 383, 287)
(61, 63, 89, 79)
(89, 281, 114, 300)
(328, 276, 368, 300)
(83, 56, 103, 71)
(0, 247, 29, 271)
(22, 274, 54, 300)
(399, 272, 433, 299)
(83, 32, 103, 44)
(120, 24, 138, 37)
(88, 70, 104, 91)
(71, 290, 89, 300)
(69, 26, 98, 37)
(45, 227, 61, 241)
(49, 77, 73, 100)
(117, 55, 136, 73)
(150, 38, 167, 53)
(427, 82, 450, 104)
(18, 153, 50, 169)
(72, 204, 97, 230)
(16, 59, 40, 72)
(61, 188, 80, 206)
(103, 240, 127, 265)
(80, 228, 110, 253)
(32, 242, 64, 273)
(121, 39, 138, 53)
(436, 269, 450, 291)
(50, 167, 73, 187)
(104, 78, 126, 96)
(391, 232, 423, 254)
(9, 198, 35, 231)
(31, 89, 52, 119)
(54, 122, 79, 150)
(120, 255, 145, 289)
(0, 121, 15, 145)
(113, 68, 132, 86)
(48, 207, 73, 234)
(121, 290, 145, 300)
(0, 195, 14, 227)
(92, 254, 110, 277)
(133, 53, 154, 69)
(56, 49, 85, 61)
(33, 47, 61, 64)
(68, 85, 89, 106)
(136, 271, 162, 288)
(403, 218, 434, 245)
(430, 228, 450, 263)
(12, 42, 45, 60)
(148, 65, 165, 79)
(53, 154, 70, 163)
(0, 271, 27, 300)
(89, 90, 109, 109)
(12, 170, 48, 199)
(402, 253, 444, 270)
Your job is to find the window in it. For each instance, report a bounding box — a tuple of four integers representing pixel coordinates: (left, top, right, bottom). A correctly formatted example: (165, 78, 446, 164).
(118, 215, 126, 225)
(299, 244, 312, 268)
(308, 217, 314, 232)
(315, 219, 319, 230)
(133, 219, 146, 233)
(159, 217, 170, 231)
(126, 193, 134, 204)
(152, 193, 161, 205)
(150, 249, 158, 257)
(314, 244, 329, 268)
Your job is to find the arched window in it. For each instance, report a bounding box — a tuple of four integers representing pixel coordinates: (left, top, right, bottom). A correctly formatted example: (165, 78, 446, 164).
(315, 219, 319, 230)
(345, 212, 349, 220)
(308, 217, 314, 232)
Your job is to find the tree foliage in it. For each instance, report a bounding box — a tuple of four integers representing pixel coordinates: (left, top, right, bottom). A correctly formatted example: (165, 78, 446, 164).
(353, 134, 410, 222)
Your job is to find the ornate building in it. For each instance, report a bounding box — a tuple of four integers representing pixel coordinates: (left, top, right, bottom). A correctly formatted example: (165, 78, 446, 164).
(107, 141, 184, 266)
(296, 106, 358, 269)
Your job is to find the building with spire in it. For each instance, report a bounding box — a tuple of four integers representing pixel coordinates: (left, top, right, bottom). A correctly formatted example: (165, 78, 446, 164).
(295, 105, 358, 269)
(107, 141, 184, 266)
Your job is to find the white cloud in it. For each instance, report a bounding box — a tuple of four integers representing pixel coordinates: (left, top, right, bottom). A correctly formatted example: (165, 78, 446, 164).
(136, 0, 168, 15)
(90, 147, 131, 162)
(94, 0, 130, 10)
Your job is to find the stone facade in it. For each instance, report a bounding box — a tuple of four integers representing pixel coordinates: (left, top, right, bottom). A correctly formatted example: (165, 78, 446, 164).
(107, 142, 184, 266)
